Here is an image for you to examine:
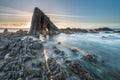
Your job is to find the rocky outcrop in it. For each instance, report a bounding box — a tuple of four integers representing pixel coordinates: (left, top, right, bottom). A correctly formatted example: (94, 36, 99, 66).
(83, 54, 97, 62)
(0, 36, 44, 80)
(66, 60, 95, 80)
(59, 27, 116, 34)
(3, 28, 8, 33)
(29, 7, 59, 35)
(94, 27, 113, 31)
(0, 32, 99, 80)
(60, 28, 88, 34)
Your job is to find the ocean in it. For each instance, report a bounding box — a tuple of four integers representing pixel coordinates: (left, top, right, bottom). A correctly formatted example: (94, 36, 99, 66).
(0, 29, 120, 79)
(43, 32, 120, 80)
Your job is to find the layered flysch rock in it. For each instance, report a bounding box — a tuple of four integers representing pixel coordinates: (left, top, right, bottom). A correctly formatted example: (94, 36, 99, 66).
(0, 36, 45, 80)
(0, 31, 99, 80)
(29, 7, 59, 35)
(0, 7, 100, 80)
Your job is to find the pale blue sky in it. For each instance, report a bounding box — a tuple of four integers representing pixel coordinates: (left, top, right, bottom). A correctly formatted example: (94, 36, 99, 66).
(0, 0, 120, 28)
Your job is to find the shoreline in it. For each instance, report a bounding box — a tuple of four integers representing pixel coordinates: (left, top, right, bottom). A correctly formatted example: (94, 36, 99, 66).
(0, 30, 120, 80)
(0, 31, 98, 80)
(0, 27, 120, 34)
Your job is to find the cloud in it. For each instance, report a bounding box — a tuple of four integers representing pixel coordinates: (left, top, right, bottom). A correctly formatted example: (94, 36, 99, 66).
(0, 5, 87, 19)
(47, 13, 86, 18)
(0, 6, 31, 17)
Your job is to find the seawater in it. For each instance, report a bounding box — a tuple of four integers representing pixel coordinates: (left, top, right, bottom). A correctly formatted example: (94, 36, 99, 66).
(1, 28, 120, 79)
(46, 33, 120, 80)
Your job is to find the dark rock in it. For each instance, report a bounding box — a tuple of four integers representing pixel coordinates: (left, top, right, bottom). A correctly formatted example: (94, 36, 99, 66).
(89, 29, 98, 33)
(3, 28, 8, 33)
(47, 57, 66, 80)
(94, 27, 113, 31)
(61, 51, 65, 56)
(16, 29, 27, 35)
(29, 42, 42, 50)
(52, 46, 57, 49)
(83, 54, 97, 62)
(69, 47, 78, 53)
(113, 30, 120, 33)
(58, 42, 61, 44)
(66, 60, 95, 80)
(60, 28, 88, 34)
(0, 35, 45, 80)
(29, 7, 59, 35)
(54, 49, 61, 54)
(0, 33, 100, 80)
(102, 36, 105, 38)
(0, 45, 6, 51)
(23, 56, 32, 63)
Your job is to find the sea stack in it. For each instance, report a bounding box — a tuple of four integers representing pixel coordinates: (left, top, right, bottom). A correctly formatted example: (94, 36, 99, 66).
(29, 7, 59, 35)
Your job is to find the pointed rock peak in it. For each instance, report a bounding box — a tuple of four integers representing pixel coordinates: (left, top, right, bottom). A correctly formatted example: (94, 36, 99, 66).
(35, 7, 40, 11)
(29, 7, 59, 35)
(34, 7, 44, 14)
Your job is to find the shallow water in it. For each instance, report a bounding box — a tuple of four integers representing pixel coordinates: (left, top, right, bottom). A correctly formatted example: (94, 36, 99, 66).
(1, 28, 120, 79)
(43, 33, 120, 80)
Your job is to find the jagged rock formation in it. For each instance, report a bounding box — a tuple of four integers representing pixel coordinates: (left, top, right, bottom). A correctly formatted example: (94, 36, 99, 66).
(29, 7, 59, 35)
(0, 31, 99, 80)
(0, 36, 45, 80)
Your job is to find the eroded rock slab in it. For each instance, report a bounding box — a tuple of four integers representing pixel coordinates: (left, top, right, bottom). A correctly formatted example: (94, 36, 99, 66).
(0, 32, 99, 80)
(29, 7, 60, 35)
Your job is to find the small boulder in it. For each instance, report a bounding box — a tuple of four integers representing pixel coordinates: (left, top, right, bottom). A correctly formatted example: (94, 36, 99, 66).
(83, 54, 97, 62)
(3, 28, 8, 33)
(57, 42, 61, 45)
(69, 47, 78, 53)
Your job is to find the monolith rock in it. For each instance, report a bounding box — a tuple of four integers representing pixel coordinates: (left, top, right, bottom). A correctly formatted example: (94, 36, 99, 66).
(29, 7, 59, 36)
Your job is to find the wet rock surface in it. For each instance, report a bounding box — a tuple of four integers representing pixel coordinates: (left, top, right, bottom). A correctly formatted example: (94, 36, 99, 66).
(44, 45, 99, 80)
(65, 60, 95, 80)
(60, 28, 88, 34)
(0, 32, 46, 80)
(1, 7, 119, 80)
(0, 32, 99, 80)
(83, 54, 97, 62)
(60, 27, 120, 34)
(69, 47, 78, 53)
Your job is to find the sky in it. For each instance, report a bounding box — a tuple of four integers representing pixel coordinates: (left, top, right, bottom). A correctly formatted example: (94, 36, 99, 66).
(0, 0, 120, 29)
